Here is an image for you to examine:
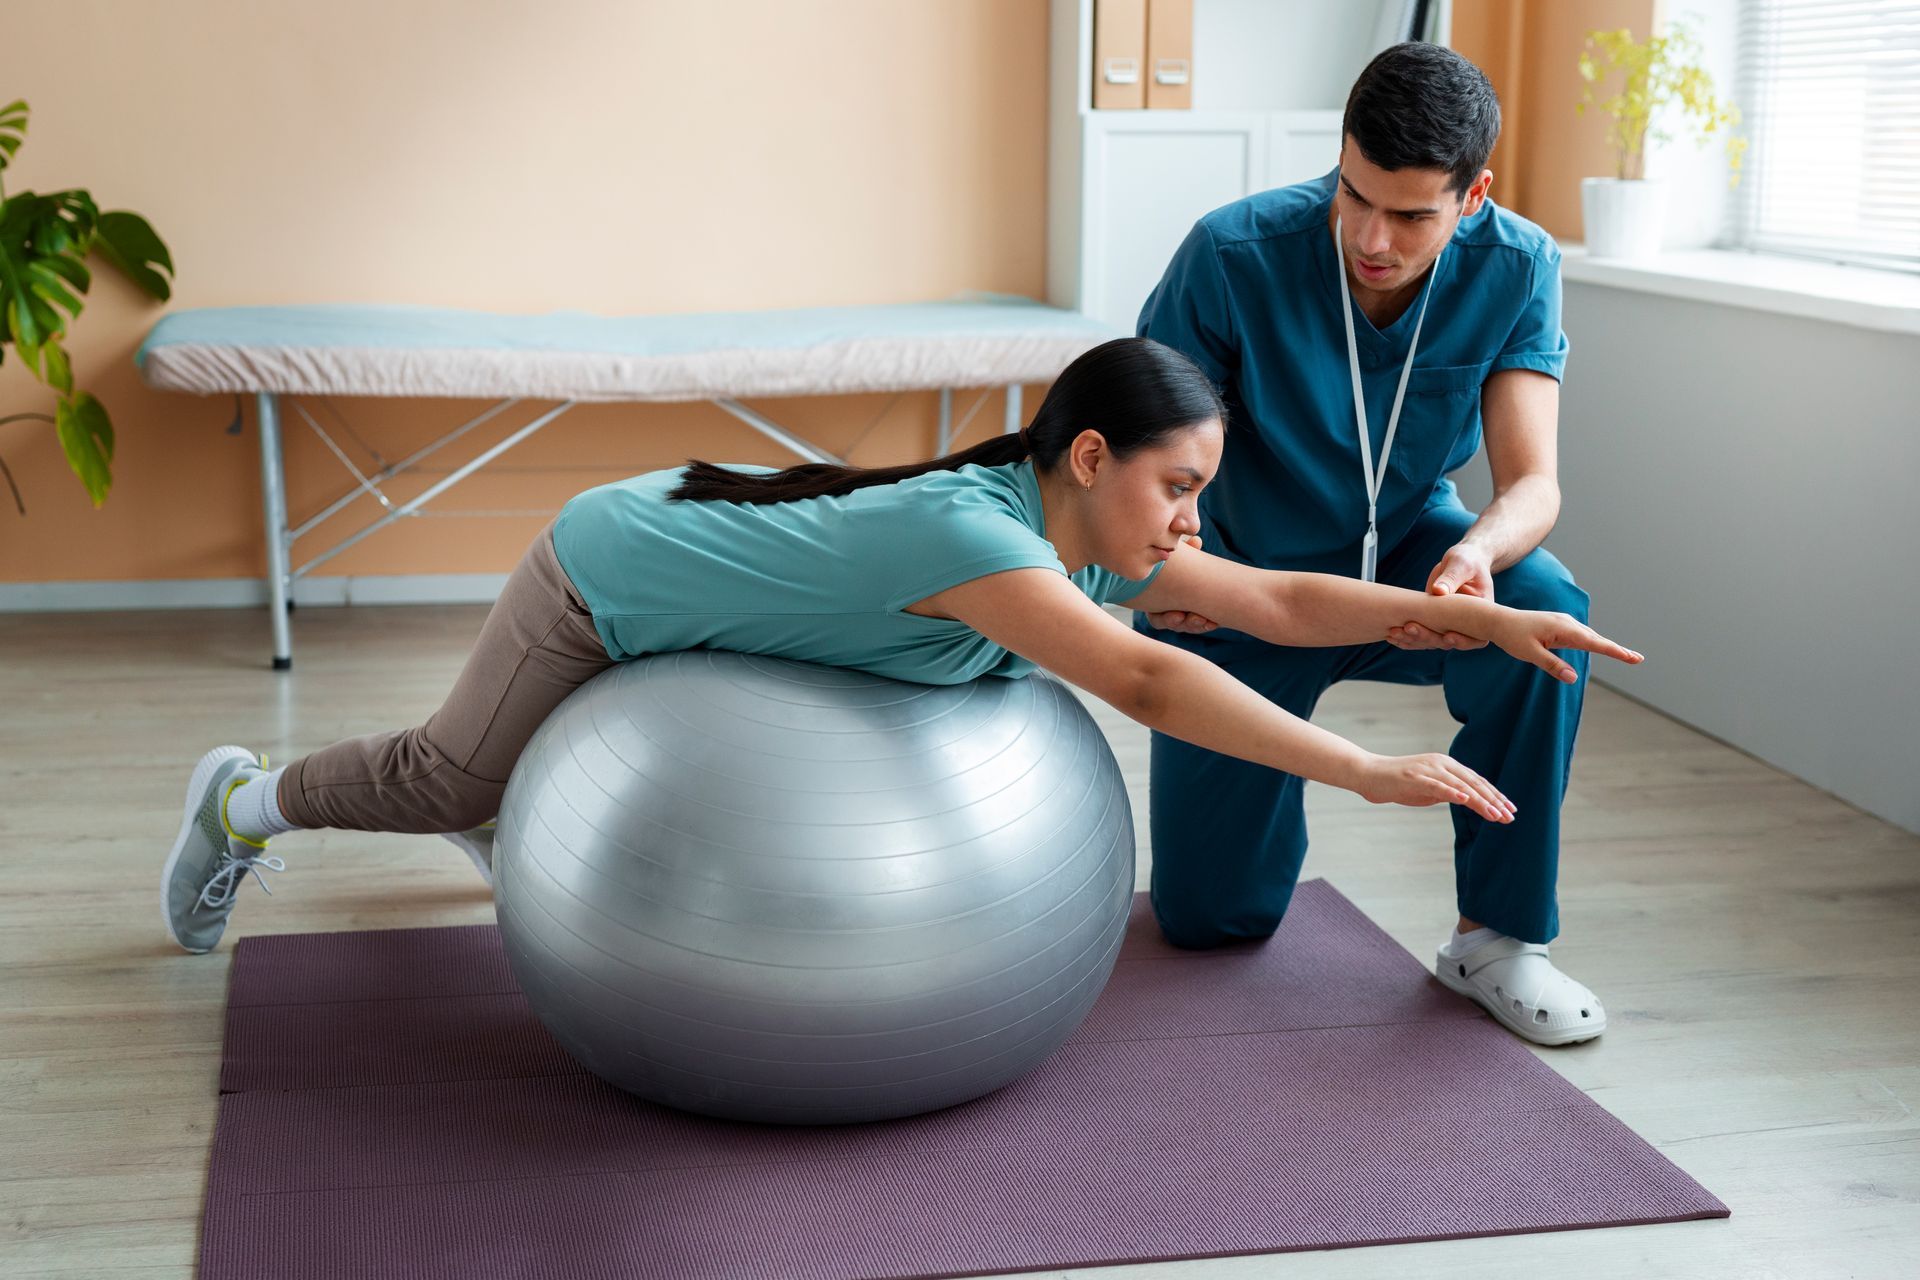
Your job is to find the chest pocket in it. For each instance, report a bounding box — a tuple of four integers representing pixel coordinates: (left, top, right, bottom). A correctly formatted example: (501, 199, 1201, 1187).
(1406, 362, 1489, 396)
(1388, 361, 1489, 487)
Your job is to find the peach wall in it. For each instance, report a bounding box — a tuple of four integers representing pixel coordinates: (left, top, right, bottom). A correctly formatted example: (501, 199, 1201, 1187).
(0, 0, 1048, 583)
(1452, 0, 1656, 238)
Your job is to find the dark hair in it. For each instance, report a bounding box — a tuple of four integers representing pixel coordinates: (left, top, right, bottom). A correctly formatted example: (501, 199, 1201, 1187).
(1342, 42, 1500, 197)
(668, 337, 1225, 505)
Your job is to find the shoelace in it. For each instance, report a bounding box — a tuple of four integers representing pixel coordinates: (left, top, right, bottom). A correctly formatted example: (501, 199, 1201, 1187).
(197, 847, 286, 909)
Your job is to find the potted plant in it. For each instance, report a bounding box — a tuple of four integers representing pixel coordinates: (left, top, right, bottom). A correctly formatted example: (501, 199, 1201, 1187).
(0, 98, 173, 513)
(1577, 21, 1744, 260)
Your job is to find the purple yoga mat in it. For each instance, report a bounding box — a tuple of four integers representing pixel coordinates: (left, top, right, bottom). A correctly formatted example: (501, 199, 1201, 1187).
(202, 879, 1727, 1278)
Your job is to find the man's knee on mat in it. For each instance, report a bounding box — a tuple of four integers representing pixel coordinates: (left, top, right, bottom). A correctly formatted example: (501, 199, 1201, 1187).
(1151, 899, 1290, 951)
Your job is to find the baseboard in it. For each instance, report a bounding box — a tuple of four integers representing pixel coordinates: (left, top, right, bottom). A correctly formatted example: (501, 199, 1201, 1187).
(0, 573, 511, 612)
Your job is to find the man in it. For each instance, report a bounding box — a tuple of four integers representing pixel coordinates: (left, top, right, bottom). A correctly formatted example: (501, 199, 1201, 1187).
(1135, 42, 1604, 1046)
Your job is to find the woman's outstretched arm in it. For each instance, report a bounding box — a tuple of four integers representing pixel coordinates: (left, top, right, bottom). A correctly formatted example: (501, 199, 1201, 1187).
(1120, 544, 1643, 684)
(916, 569, 1518, 823)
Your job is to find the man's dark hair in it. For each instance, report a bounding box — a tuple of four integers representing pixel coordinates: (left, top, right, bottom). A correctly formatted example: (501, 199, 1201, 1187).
(1342, 42, 1500, 196)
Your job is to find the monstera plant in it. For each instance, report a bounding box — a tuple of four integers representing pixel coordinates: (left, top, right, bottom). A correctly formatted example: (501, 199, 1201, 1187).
(0, 98, 174, 512)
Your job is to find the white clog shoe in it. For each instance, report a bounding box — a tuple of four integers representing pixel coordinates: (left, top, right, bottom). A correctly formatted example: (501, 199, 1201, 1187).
(1436, 936, 1606, 1046)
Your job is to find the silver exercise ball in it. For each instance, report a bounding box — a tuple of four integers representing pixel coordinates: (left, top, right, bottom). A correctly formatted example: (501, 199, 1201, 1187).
(492, 650, 1135, 1125)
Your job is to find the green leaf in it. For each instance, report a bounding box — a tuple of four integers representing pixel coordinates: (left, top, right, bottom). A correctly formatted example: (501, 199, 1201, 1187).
(94, 210, 172, 301)
(56, 391, 113, 506)
(0, 191, 42, 243)
(26, 259, 83, 326)
(17, 285, 61, 346)
(37, 215, 74, 257)
(31, 190, 98, 258)
(42, 339, 72, 395)
(0, 99, 25, 176)
(34, 250, 90, 295)
(0, 206, 47, 376)
(0, 246, 63, 378)
(5, 289, 42, 366)
(0, 201, 78, 347)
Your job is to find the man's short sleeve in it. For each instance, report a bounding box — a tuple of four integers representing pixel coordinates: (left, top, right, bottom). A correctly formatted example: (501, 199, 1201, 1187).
(1136, 220, 1239, 386)
(1492, 247, 1571, 381)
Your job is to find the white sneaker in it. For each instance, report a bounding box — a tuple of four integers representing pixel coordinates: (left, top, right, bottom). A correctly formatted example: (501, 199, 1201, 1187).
(161, 746, 286, 953)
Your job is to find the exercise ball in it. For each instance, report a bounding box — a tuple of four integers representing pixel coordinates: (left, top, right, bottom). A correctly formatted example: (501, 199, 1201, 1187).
(492, 650, 1135, 1125)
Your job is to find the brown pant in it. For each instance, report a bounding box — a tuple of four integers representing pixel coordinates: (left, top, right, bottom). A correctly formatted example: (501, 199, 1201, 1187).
(277, 523, 614, 832)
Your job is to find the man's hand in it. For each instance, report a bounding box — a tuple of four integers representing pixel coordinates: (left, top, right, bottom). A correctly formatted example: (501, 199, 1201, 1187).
(1386, 542, 1496, 651)
(1144, 609, 1220, 634)
(1143, 535, 1221, 634)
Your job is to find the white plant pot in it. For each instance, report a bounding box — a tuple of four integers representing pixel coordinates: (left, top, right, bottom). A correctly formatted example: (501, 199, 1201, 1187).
(1581, 178, 1668, 260)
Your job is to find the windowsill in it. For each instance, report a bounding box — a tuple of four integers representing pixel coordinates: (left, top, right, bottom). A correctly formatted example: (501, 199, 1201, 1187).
(1556, 243, 1920, 336)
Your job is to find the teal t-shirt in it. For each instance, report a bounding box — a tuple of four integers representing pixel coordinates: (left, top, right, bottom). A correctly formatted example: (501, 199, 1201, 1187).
(550, 460, 1162, 684)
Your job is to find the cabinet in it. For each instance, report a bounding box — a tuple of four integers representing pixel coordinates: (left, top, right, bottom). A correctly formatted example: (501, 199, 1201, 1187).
(1048, 0, 1448, 331)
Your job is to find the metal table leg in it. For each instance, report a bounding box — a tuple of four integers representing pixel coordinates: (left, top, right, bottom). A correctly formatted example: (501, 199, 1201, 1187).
(256, 392, 293, 671)
(711, 399, 845, 466)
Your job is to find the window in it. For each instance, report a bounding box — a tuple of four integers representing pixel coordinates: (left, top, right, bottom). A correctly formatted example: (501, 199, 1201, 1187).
(1732, 0, 1920, 273)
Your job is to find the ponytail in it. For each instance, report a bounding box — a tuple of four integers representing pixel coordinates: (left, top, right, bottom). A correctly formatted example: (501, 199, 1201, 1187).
(668, 337, 1224, 505)
(670, 430, 1031, 505)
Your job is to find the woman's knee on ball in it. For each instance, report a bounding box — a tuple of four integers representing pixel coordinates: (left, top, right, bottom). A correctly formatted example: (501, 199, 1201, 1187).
(406, 752, 506, 832)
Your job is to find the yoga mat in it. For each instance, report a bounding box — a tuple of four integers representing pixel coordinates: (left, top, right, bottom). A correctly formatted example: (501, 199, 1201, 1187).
(202, 879, 1727, 1277)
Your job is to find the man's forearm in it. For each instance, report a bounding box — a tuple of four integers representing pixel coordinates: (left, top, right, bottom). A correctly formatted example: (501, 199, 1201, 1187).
(1457, 473, 1561, 571)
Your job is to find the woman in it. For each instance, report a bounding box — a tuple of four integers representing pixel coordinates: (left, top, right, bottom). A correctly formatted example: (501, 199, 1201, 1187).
(163, 338, 1639, 953)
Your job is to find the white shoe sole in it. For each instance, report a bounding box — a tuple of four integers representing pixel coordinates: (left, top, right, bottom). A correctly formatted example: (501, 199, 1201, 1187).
(160, 745, 258, 951)
(1435, 951, 1606, 1047)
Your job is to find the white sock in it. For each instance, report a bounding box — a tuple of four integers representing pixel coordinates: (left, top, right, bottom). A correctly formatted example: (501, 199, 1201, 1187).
(1444, 924, 1504, 959)
(225, 766, 302, 841)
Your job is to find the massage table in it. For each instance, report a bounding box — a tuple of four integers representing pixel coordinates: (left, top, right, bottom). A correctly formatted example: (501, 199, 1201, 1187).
(136, 296, 1117, 669)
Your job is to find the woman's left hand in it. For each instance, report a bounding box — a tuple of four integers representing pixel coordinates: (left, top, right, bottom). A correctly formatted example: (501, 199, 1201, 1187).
(1493, 609, 1644, 683)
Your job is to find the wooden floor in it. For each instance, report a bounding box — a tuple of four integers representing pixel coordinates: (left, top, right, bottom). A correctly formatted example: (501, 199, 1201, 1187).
(2, 603, 1915, 1279)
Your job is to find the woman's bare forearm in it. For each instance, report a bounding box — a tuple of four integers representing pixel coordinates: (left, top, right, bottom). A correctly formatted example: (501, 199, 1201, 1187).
(1262, 572, 1510, 648)
(1122, 644, 1374, 789)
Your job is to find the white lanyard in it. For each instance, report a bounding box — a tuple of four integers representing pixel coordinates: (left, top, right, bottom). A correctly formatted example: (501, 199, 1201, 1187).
(1334, 216, 1442, 582)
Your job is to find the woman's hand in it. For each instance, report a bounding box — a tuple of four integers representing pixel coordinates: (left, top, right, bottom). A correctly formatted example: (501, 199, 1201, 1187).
(1351, 752, 1515, 823)
(1492, 609, 1644, 684)
(1142, 534, 1220, 634)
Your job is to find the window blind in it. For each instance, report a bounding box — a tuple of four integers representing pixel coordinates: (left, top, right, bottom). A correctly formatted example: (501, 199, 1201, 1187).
(1732, 0, 1920, 273)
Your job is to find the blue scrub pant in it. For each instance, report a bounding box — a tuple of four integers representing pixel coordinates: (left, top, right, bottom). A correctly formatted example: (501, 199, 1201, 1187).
(1142, 493, 1591, 949)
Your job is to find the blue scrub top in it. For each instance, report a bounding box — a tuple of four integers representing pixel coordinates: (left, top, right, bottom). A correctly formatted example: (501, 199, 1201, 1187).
(1137, 168, 1568, 575)
(552, 460, 1161, 685)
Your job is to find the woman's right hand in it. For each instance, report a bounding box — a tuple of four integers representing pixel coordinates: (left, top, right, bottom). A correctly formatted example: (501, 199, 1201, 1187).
(1350, 752, 1515, 824)
(1491, 608, 1643, 684)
